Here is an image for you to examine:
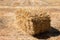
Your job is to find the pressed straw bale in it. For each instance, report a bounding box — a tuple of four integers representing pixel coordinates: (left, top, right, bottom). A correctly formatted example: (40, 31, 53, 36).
(16, 8, 51, 35)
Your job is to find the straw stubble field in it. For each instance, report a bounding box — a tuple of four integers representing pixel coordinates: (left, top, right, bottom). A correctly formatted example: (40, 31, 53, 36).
(0, 0, 60, 40)
(0, 7, 60, 40)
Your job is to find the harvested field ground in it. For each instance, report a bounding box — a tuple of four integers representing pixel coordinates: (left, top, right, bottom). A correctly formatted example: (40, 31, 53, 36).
(0, 7, 60, 40)
(0, 0, 60, 40)
(0, 0, 60, 6)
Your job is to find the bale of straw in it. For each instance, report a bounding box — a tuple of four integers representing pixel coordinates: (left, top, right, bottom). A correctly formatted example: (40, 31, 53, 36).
(16, 8, 51, 35)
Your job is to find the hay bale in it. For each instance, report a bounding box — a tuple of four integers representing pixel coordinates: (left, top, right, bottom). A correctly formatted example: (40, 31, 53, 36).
(16, 8, 51, 35)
